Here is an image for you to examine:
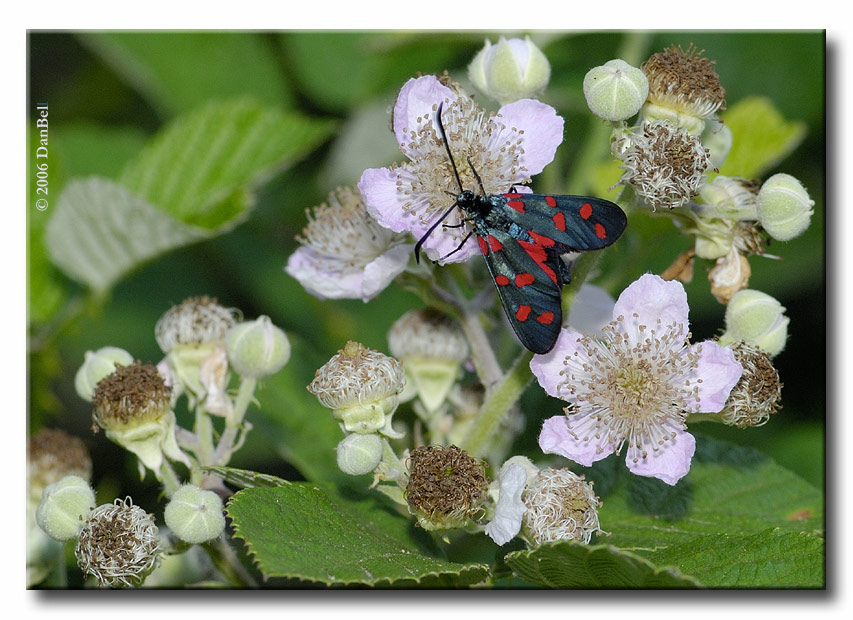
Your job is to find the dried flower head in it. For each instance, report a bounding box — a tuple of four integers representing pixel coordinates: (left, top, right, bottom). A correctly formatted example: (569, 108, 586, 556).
(308, 341, 406, 435)
(523, 468, 603, 545)
(388, 308, 469, 363)
(92, 362, 171, 431)
(28, 429, 92, 499)
(643, 45, 726, 121)
(406, 445, 488, 530)
(76, 498, 161, 588)
(618, 120, 711, 210)
(720, 341, 783, 428)
(154, 296, 238, 354)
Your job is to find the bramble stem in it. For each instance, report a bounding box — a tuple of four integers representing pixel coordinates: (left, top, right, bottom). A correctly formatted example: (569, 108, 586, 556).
(460, 347, 534, 459)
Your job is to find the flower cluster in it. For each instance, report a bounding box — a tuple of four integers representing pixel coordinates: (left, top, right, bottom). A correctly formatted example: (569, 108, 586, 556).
(75, 296, 291, 496)
(584, 45, 813, 309)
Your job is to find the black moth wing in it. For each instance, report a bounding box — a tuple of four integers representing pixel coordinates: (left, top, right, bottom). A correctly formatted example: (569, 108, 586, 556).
(476, 227, 567, 354)
(500, 193, 627, 252)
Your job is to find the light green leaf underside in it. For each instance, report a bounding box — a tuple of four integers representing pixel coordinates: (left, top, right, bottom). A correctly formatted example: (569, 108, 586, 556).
(719, 96, 807, 179)
(45, 177, 213, 292)
(226, 482, 490, 587)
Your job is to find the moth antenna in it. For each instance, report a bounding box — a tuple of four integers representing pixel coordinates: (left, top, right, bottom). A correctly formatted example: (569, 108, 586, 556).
(435, 102, 465, 193)
(466, 156, 487, 196)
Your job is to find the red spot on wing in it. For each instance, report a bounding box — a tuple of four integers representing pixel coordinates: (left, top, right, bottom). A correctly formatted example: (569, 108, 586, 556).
(536, 312, 555, 325)
(553, 212, 566, 231)
(488, 235, 503, 252)
(580, 203, 593, 220)
(518, 240, 557, 284)
(595, 222, 607, 239)
(545, 196, 557, 207)
(516, 305, 532, 322)
(495, 275, 510, 286)
(503, 192, 523, 199)
(529, 231, 556, 248)
(507, 200, 525, 213)
(477, 236, 489, 255)
(515, 273, 535, 287)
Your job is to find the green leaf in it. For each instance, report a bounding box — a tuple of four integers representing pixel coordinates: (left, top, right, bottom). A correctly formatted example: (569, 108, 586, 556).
(54, 123, 149, 179)
(119, 98, 336, 229)
(78, 32, 293, 117)
(719, 96, 807, 179)
(505, 542, 700, 588)
(648, 529, 824, 588)
(584, 436, 824, 587)
(226, 482, 490, 587)
(45, 177, 213, 292)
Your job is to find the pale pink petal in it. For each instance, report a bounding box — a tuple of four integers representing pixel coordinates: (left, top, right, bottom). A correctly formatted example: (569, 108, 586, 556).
(494, 99, 564, 178)
(539, 414, 613, 467)
(686, 340, 743, 413)
(392, 76, 455, 150)
(529, 328, 586, 400)
(361, 244, 413, 302)
(285, 248, 365, 300)
(358, 167, 411, 233)
(625, 427, 695, 485)
(484, 463, 527, 546)
(613, 274, 690, 342)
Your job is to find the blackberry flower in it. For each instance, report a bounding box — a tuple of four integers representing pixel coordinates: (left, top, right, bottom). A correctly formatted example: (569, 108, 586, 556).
(532, 274, 742, 485)
(359, 74, 564, 263)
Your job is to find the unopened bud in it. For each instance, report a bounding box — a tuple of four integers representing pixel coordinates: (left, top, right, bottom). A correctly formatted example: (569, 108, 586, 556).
(336, 433, 383, 476)
(75, 346, 134, 402)
(756, 173, 815, 241)
(164, 484, 226, 545)
(718, 289, 789, 356)
(583, 59, 649, 122)
(468, 36, 550, 105)
(36, 475, 96, 541)
(225, 315, 291, 379)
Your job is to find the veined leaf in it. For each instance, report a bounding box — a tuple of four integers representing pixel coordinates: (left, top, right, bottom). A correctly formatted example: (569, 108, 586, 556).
(119, 98, 336, 229)
(45, 177, 213, 292)
(226, 482, 490, 587)
(505, 542, 700, 588)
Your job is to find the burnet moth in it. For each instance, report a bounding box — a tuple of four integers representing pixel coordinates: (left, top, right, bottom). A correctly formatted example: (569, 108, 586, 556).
(415, 103, 628, 354)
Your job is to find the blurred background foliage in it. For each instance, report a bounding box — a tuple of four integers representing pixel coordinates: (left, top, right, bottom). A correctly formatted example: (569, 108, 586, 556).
(27, 31, 825, 517)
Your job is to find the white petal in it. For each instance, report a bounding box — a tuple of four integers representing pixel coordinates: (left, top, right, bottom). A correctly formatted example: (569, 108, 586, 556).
(484, 463, 527, 545)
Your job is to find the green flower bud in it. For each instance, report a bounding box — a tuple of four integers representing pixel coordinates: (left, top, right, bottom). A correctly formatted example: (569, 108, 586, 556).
(75, 346, 134, 402)
(336, 433, 383, 476)
(756, 173, 815, 241)
(164, 484, 226, 545)
(468, 36, 550, 105)
(583, 59, 649, 122)
(225, 315, 291, 379)
(36, 475, 96, 541)
(718, 289, 789, 356)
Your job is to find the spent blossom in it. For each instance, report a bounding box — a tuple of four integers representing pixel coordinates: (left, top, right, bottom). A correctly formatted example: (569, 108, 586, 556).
(358, 74, 564, 263)
(285, 185, 412, 302)
(531, 274, 742, 485)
